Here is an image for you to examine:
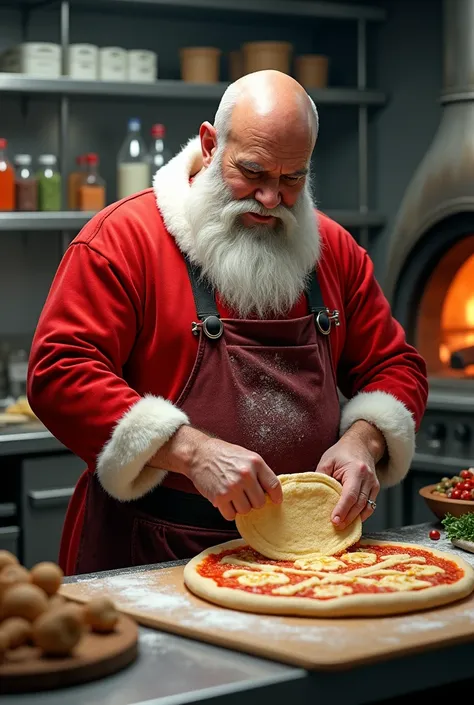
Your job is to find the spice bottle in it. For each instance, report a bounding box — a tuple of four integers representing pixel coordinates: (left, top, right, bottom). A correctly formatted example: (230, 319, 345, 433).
(0, 138, 15, 211)
(14, 155, 38, 212)
(78, 153, 106, 211)
(37, 154, 62, 211)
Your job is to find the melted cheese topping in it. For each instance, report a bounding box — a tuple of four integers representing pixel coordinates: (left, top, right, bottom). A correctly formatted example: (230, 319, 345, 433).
(378, 574, 431, 591)
(222, 569, 290, 586)
(273, 576, 321, 596)
(341, 551, 377, 565)
(294, 556, 346, 571)
(312, 584, 353, 598)
(405, 564, 445, 577)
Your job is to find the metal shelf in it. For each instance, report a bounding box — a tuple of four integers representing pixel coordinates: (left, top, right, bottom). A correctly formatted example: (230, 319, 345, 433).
(0, 75, 387, 106)
(8, 0, 386, 22)
(0, 212, 95, 232)
(0, 210, 384, 232)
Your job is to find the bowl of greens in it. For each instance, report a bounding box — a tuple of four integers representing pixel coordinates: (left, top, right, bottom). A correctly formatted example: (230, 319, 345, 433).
(442, 512, 474, 553)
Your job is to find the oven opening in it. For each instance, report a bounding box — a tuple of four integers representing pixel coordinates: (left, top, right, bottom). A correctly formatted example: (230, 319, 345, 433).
(413, 233, 474, 380)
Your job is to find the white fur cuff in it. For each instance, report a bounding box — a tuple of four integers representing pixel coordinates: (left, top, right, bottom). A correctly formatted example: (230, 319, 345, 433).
(97, 395, 189, 501)
(339, 390, 415, 487)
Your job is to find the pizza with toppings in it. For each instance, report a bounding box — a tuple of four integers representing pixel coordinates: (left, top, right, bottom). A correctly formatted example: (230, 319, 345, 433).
(183, 538, 474, 617)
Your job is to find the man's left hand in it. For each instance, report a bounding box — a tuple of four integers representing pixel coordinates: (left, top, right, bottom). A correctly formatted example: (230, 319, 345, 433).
(315, 420, 386, 530)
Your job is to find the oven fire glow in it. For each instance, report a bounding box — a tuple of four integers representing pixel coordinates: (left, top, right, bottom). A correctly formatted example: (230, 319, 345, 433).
(439, 254, 474, 376)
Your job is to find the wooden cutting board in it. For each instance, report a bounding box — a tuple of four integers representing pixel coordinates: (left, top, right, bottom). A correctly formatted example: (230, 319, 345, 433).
(0, 615, 139, 694)
(60, 566, 474, 671)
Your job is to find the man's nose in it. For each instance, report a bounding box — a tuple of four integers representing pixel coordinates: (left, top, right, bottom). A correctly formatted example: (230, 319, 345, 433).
(254, 183, 281, 210)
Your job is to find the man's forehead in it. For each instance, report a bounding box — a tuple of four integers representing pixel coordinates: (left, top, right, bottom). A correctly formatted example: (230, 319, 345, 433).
(225, 131, 312, 174)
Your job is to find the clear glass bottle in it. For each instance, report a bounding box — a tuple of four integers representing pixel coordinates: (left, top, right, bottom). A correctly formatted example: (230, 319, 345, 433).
(117, 118, 150, 200)
(149, 124, 171, 182)
(78, 153, 106, 211)
(37, 154, 62, 211)
(14, 154, 38, 212)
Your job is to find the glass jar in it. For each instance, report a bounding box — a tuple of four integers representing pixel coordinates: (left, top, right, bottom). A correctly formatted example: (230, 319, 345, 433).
(14, 154, 38, 211)
(37, 154, 62, 211)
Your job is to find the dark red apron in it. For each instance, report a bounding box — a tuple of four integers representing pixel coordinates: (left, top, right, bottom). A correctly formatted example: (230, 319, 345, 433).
(75, 258, 341, 574)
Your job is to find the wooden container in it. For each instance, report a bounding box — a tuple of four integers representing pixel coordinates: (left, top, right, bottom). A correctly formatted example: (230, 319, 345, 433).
(228, 50, 244, 81)
(180, 46, 221, 83)
(242, 41, 292, 75)
(294, 54, 329, 88)
(419, 483, 474, 519)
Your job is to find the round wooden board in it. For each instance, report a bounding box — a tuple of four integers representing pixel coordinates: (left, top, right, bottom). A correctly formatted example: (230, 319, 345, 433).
(0, 614, 139, 694)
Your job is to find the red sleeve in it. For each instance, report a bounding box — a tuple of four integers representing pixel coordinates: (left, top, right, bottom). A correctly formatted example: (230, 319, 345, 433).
(28, 241, 142, 464)
(28, 234, 189, 501)
(333, 228, 428, 487)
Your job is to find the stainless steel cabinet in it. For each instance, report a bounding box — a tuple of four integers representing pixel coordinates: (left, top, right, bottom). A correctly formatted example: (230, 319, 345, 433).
(21, 454, 84, 568)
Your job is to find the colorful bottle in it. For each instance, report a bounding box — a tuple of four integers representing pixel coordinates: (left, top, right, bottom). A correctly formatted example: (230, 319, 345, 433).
(68, 154, 87, 210)
(78, 153, 106, 211)
(117, 118, 150, 200)
(37, 155, 62, 211)
(0, 138, 15, 211)
(14, 154, 38, 212)
(149, 124, 171, 183)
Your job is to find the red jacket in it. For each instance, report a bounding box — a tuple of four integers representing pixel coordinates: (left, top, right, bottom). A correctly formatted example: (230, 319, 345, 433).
(27, 139, 428, 574)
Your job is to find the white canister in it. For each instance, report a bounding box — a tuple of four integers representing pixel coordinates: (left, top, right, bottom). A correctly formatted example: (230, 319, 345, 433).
(68, 44, 99, 80)
(4, 42, 61, 77)
(127, 49, 157, 83)
(99, 47, 127, 82)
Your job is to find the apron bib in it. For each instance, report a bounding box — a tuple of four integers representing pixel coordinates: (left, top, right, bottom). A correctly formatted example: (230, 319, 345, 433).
(75, 259, 341, 573)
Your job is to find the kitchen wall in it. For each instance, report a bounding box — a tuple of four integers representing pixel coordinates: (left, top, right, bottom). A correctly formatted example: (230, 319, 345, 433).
(0, 0, 442, 340)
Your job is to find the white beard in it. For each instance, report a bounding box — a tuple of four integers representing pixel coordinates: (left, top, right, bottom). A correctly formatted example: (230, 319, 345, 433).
(183, 154, 321, 319)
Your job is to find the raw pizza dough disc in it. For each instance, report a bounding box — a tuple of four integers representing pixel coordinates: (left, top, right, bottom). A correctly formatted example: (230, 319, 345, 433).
(235, 472, 362, 560)
(183, 538, 474, 618)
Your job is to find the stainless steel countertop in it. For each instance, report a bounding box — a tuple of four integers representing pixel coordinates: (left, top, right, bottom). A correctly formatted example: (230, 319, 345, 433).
(0, 422, 64, 455)
(6, 522, 474, 705)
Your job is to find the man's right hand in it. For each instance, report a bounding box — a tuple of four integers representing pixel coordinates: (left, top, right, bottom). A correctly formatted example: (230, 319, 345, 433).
(150, 425, 282, 521)
(186, 436, 283, 520)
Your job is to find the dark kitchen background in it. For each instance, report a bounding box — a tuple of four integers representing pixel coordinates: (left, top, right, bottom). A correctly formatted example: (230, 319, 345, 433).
(0, 0, 472, 568)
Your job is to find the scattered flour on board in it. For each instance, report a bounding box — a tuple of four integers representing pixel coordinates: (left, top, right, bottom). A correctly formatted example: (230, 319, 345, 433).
(71, 571, 474, 650)
(73, 572, 193, 612)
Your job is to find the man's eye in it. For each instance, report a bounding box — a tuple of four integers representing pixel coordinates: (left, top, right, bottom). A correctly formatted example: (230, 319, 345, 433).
(241, 168, 261, 179)
(283, 174, 303, 184)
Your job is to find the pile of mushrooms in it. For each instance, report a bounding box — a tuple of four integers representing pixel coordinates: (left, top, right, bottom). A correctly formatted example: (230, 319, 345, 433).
(0, 550, 119, 660)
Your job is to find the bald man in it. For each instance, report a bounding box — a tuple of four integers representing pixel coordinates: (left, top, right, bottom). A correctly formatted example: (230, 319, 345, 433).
(28, 71, 428, 575)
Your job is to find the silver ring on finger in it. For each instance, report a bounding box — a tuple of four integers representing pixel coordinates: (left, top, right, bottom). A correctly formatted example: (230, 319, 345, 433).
(367, 498, 377, 511)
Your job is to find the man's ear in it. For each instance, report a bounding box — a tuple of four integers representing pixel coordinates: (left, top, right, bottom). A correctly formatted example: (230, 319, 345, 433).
(199, 122, 218, 167)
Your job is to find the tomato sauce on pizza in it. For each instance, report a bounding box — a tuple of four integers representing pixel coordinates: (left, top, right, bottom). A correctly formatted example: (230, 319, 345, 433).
(196, 542, 464, 600)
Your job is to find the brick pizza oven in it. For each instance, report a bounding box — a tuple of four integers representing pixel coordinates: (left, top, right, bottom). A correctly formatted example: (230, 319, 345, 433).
(383, 0, 474, 526)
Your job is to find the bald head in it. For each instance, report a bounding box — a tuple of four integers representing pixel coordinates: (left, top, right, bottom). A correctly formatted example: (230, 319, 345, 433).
(214, 70, 318, 147)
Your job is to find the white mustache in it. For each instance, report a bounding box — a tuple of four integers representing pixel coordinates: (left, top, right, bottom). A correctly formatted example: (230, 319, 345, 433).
(220, 198, 298, 231)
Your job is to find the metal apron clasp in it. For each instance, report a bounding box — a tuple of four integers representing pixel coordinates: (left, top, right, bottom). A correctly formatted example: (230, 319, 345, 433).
(315, 308, 340, 336)
(191, 315, 224, 340)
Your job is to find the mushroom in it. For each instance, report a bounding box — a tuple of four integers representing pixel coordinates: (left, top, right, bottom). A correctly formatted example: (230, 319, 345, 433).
(83, 597, 119, 634)
(30, 562, 64, 596)
(1, 583, 49, 622)
(0, 617, 32, 649)
(0, 565, 30, 600)
(0, 550, 19, 573)
(32, 603, 84, 656)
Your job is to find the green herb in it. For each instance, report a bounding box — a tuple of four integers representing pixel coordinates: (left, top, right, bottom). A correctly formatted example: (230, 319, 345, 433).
(441, 512, 474, 541)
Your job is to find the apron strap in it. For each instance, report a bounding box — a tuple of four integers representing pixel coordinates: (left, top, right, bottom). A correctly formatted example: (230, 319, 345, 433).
(184, 257, 224, 340)
(184, 257, 339, 338)
(306, 268, 341, 336)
